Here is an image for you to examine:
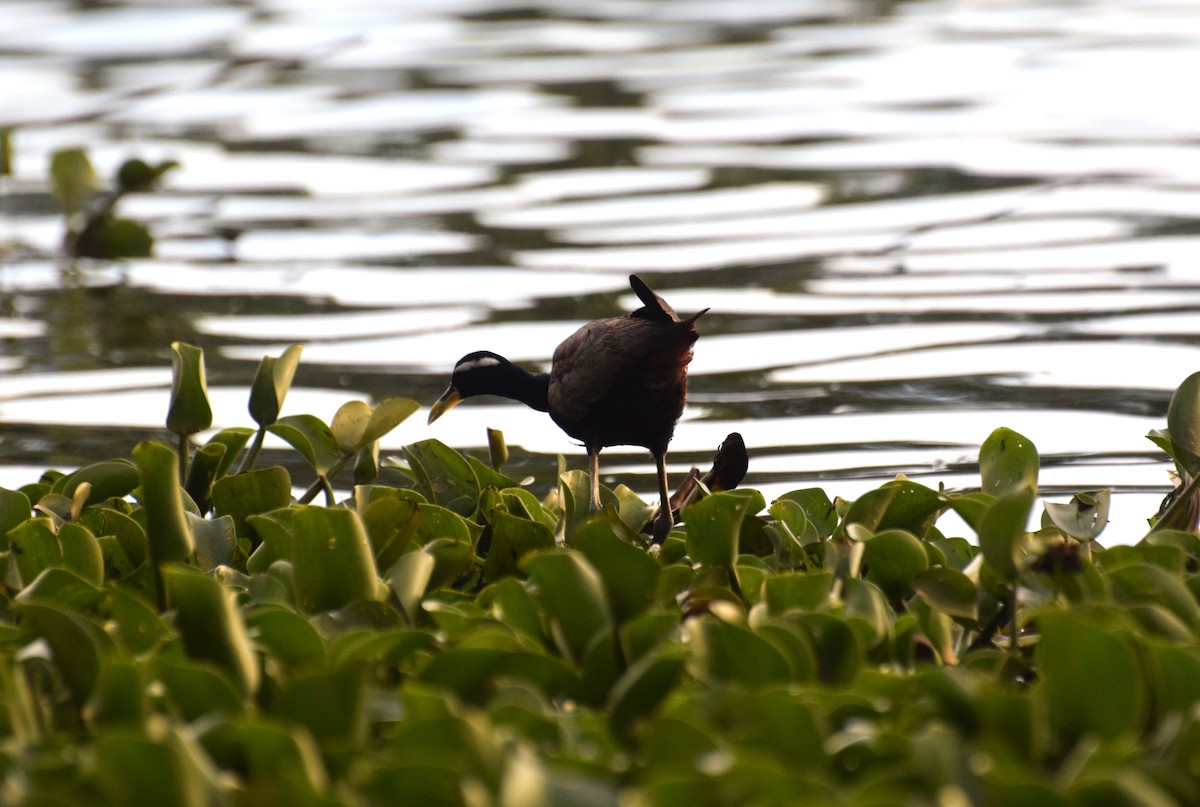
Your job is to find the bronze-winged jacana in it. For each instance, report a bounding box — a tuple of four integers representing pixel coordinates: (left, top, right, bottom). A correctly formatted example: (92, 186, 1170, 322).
(427, 274, 706, 541)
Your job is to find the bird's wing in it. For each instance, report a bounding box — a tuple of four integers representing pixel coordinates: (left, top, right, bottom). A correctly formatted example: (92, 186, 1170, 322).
(549, 316, 675, 426)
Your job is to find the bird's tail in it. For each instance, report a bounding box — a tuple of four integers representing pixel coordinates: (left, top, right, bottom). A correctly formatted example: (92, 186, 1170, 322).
(630, 274, 708, 325)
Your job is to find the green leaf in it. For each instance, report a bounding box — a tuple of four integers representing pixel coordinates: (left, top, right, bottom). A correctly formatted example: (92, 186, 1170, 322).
(116, 157, 178, 192)
(571, 515, 660, 626)
(110, 588, 169, 654)
(18, 600, 111, 709)
(16, 567, 104, 611)
(57, 521, 104, 585)
(978, 486, 1035, 579)
(482, 511, 555, 583)
(762, 572, 834, 614)
(0, 486, 31, 547)
(1037, 608, 1148, 743)
(488, 428, 508, 472)
(404, 439, 482, 516)
(774, 488, 837, 539)
(1043, 489, 1110, 541)
(7, 518, 64, 586)
(189, 513, 237, 571)
(51, 460, 139, 508)
(211, 465, 292, 542)
(980, 427, 1039, 498)
(683, 491, 753, 572)
(133, 440, 195, 566)
(244, 606, 327, 672)
(331, 400, 373, 454)
(362, 397, 420, 445)
(1109, 563, 1200, 630)
(912, 567, 980, 623)
(521, 550, 612, 666)
(290, 506, 381, 613)
(75, 216, 153, 259)
(388, 549, 436, 623)
(166, 342, 212, 437)
(162, 564, 259, 696)
(94, 727, 220, 807)
(860, 528, 928, 600)
(1168, 371, 1200, 475)
(49, 147, 97, 215)
(687, 616, 792, 687)
(269, 415, 340, 476)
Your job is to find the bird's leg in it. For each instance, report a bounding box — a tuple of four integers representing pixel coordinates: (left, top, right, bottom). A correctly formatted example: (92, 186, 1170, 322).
(589, 447, 602, 511)
(652, 451, 673, 543)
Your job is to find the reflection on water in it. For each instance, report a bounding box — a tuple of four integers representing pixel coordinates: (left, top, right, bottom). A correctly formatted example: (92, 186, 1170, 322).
(3, 0, 1200, 541)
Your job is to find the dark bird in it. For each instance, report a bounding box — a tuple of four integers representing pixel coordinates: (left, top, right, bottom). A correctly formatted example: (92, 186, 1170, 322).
(428, 274, 706, 541)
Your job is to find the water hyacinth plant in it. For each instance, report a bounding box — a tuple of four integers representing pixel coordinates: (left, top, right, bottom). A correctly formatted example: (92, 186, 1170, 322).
(0, 344, 1198, 805)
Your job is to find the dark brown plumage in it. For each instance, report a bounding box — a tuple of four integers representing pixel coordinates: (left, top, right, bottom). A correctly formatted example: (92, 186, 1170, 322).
(428, 274, 705, 540)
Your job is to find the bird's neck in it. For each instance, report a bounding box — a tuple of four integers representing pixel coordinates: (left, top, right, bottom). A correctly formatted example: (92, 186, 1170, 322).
(500, 366, 551, 412)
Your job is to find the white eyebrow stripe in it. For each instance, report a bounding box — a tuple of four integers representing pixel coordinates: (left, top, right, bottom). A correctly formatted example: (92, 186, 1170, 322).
(457, 356, 502, 372)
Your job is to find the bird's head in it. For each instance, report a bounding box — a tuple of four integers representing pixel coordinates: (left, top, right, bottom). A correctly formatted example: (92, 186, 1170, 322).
(428, 351, 515, 424)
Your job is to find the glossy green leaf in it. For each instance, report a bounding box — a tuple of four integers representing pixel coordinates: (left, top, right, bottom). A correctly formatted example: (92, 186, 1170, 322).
(360, 494, 422, 574)
(269, 415, 340, 476)
(978, 486, 1035, 579)
(8, 518, 64, 586)
(1043, 489, 1110, 541)
(483, 510, 555, 583)
(57, 521, 104, 585)
(683, 491, 753, 572)
(980, 427, 1039, 498)
(211, 465, 292, 542)
(16, 567, 104, 611)
(162, 564, 259, 696)
(362, 397, 420, 445)
(331, 400, 373, 454)
(51, 460, 138, 508)
(1168, 371, 1200, 474)
(249, 344, 303, 427)
(860, 528, 929, 600)
(166, 342, 212, 437)
(404, 439, 482, 516)
(290, 506, 381, 613)
(0, 486, 31, 547)
(912, 567, 980, 623)
(774, 488, 838, 540)
(133, 440, 195, 566)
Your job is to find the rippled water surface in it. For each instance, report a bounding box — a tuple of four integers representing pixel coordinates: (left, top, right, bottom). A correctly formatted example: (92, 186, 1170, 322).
(3, 0, 1200, 541)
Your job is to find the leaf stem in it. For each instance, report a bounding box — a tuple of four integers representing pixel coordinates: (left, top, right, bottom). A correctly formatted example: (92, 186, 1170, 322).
(233, 427, 266, 476)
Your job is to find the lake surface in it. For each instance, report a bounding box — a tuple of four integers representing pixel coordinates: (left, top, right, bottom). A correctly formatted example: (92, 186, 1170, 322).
(2, 0, 1199, 542)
